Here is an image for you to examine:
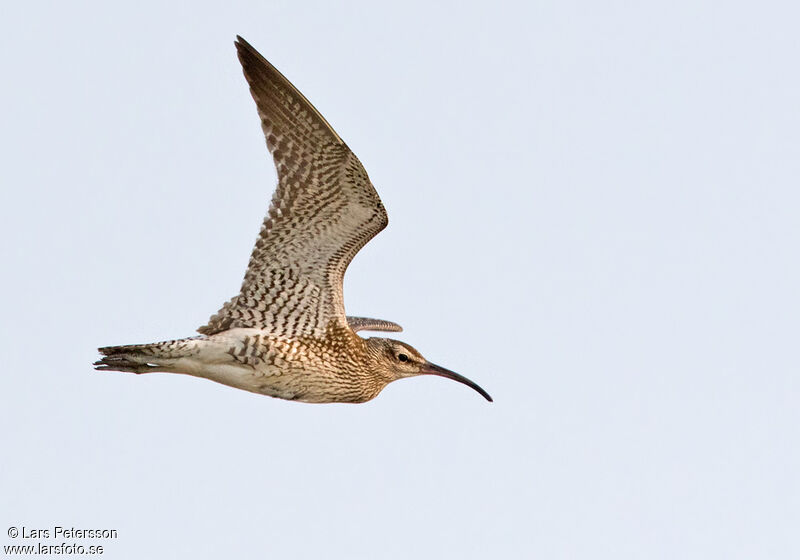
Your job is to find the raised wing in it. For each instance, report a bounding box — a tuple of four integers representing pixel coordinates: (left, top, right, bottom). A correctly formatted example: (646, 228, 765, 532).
(346, 317, 403, 333)
(198, 37, 388, 337)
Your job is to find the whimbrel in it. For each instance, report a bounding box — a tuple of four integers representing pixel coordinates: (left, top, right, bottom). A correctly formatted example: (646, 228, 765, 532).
(94, 36, 492, 404)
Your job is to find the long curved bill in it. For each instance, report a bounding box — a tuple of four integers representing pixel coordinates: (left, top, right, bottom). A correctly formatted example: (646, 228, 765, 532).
(420, 362, 493, 402)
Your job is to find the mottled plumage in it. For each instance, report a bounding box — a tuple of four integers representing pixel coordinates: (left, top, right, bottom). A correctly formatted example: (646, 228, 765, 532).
(94, 36, 492, 404)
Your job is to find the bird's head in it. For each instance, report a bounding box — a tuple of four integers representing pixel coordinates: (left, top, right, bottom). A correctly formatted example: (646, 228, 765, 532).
(364, 337, 492, 402)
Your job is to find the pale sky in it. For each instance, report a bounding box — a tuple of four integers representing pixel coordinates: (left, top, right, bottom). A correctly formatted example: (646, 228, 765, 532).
(2, 1, 799, 558)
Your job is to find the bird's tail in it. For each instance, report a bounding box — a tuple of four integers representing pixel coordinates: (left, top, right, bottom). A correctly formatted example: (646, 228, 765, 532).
(94, 337, 204, 374)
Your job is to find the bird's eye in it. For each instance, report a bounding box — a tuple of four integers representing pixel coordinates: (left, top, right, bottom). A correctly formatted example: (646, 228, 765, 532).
(398, 353, 409, 362)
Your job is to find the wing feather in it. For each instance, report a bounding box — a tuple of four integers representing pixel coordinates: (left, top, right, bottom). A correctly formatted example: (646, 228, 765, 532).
(346, 317, 403, 333)
(198, 37, 387, 337)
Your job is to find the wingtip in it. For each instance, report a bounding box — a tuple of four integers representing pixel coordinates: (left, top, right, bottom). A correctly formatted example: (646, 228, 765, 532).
(384, 321, 403, 333)
(234, 35, 255, 54)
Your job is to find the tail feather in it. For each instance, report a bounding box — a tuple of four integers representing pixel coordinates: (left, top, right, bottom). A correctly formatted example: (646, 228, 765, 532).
(94, 337, 203, 374)
(94, 356, 160, 374)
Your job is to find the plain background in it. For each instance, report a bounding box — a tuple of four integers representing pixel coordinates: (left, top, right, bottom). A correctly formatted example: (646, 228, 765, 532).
(1, 1, 798, 558)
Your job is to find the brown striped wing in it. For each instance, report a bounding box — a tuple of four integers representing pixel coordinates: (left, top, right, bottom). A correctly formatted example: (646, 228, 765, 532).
(198, 37, 388, 337)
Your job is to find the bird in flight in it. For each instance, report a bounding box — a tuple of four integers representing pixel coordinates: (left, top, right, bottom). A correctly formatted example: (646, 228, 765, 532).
(94, 36, 492, 404)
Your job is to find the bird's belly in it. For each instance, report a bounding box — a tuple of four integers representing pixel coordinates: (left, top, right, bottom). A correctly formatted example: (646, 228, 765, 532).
(175, 359, 295, 400)
(174, 358, 338, 402)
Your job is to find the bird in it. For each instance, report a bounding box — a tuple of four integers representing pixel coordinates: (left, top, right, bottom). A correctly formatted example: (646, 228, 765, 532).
(94, 36, 492, 404)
